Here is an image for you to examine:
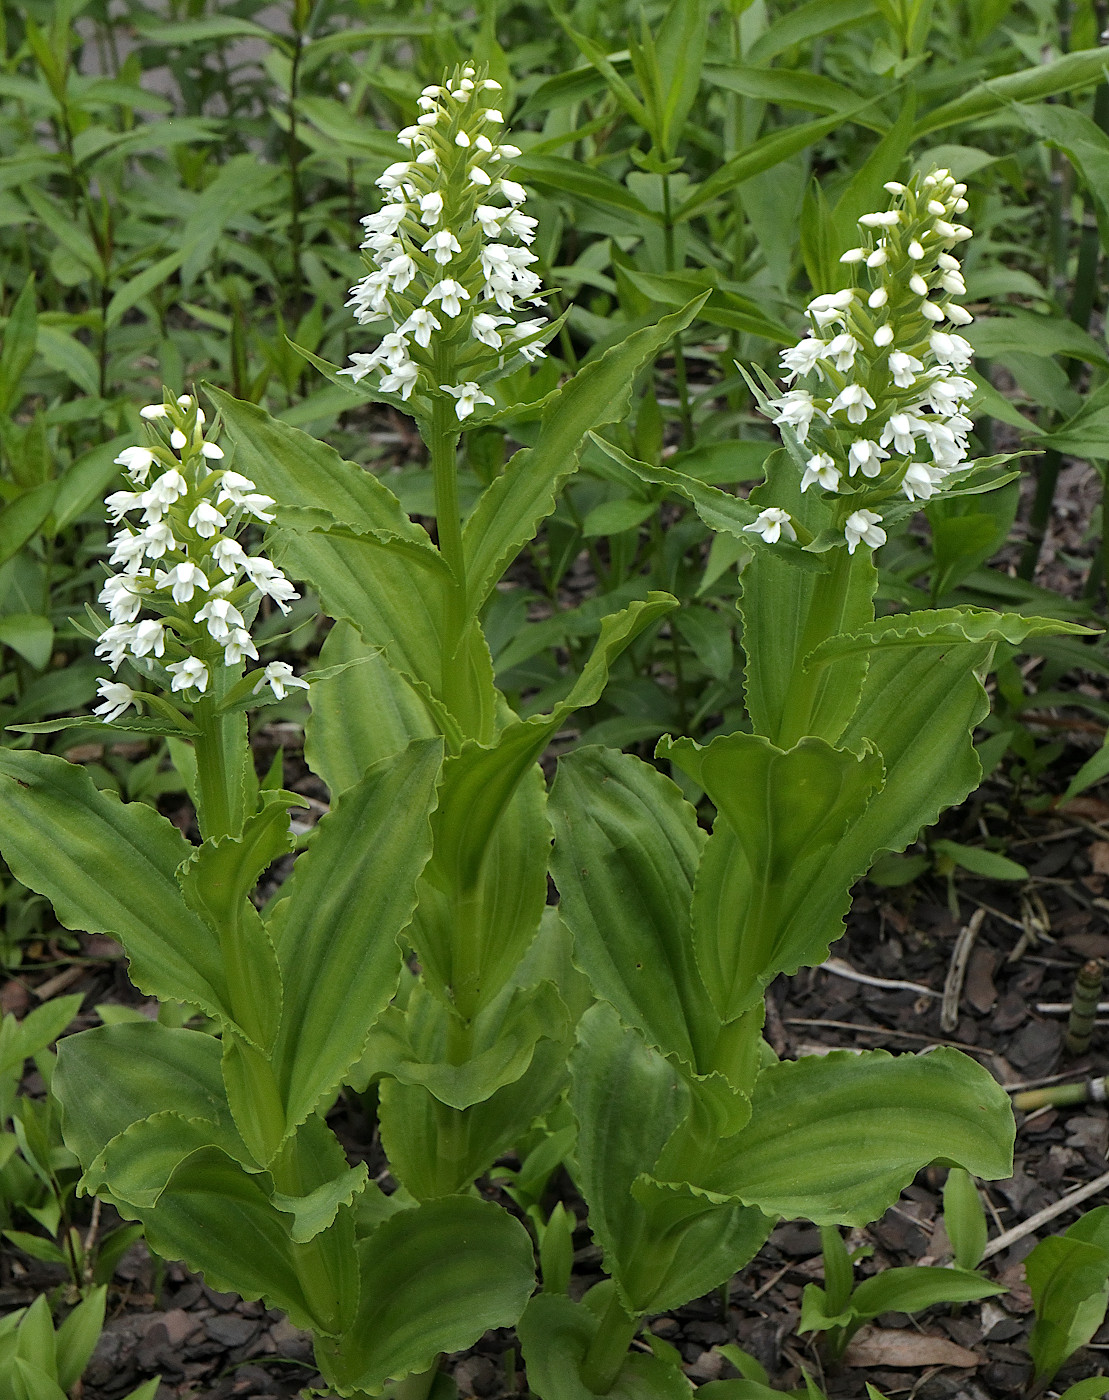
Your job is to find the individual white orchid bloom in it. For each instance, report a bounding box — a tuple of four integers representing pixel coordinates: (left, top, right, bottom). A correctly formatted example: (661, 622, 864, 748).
(844, 509, 886, 554)
(743, 508, 797, 544)
(93, 679, 139, 723)
(254, 661, 311, 701)
(441, 381, 495, 420)
(167, 657, 209, 693)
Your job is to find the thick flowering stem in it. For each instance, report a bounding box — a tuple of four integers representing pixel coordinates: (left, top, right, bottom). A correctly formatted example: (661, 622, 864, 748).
(773, 546, 857, 749)
(580, 1291, 640, 1395)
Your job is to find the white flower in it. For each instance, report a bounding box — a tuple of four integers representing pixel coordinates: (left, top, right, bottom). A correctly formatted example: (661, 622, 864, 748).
(946, 303, 974, 326)
(469, 166, 493, 187)
(99, 574, 144, 624)
(424, 279, 470, 317)
(242, 557, 299, 613)
(511, 319, 548, 361)
(254, 661, 310, 701)
(380, 361, 420, 400)
(167, 657, 209, 694)
(139, 403, 167, 420)
(211, 538, 247, 576)
(483, 108, 504, 123)
(888, 351, 924, 387)
(500, 178, 527, 205)
(866, 246, 888, 268)
(807, 289, 854, 326)
(829, 384, 876, 424)
(848, 439, 889, 478)
(839, 247, 866, 264)
(503, 211, 537, 242)
(400, 308, 442, 347)
(844, 509, 886, 554)
(743, 508, 796, 544)
(158, 561, 209, 604)
(170, 428, 187, 450)
(908, 240, 925, 260)
(801, 452, 841, 493)
(901, 462, 945, 501)
(929, 332, 973, 370)
(241, 493, 276, 524)
(188, 501, 226, 538)
(474, 204, 505, 237)
(223, 628, 258, 666)
(338, 353, 378, 384)
(859, 211, 900, 227)
(780, 336, 824, 381)
(363, 203, 408, 236)
(139, 521, 176, 560)
(216, 471, 257, 506)
(105, 489, 143, 522)
(141, 469, 187, 519)
(441, 381, 495, 420)
(472, 312, 514, 348)
(200, 442, 224, 460)
(879, 413, 919, 455)
(115, 446, 157, 483)
(194, 597, 245, 641)
(868, 287, 888, 309)
(924, 376, 974, 415)
(95, 623, 135, 670)
(822, 333, 859, 371)
(130, 618, 166, 658)
(873, 324, 894, 348)
(768, 389, 817, 442)
(93, 679, 138, 723)
(109, 531, 148, 574)
(909, 274, 929, 297)
(384, 253, 417, 291)
(422, 230, 462, 265)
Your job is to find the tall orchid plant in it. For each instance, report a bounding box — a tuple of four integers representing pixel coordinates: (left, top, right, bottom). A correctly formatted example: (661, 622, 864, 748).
(0, 72, 1085, 1399)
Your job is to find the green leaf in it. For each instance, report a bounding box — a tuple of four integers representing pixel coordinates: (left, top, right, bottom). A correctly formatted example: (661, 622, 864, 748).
(746, 0, 878, 63)
(0, 482, 57, 569)
(701, 1049, 1014, 1223)
(462, 298, 708, 622)
(917, 47, 1109, 136)
(966, 308, 1109, 368)
(1061, 731, 1109, 805)
(316, 1196, 536, 1394)
(272, 1160, 370, 1245)
(582, 498, 657, 537)
(849, 1264, 1002, 1318)
(0, 752, 236, 1025)
(51, 434, 133, 533)
(104, 249, 186, 329)
(570, 1005, 768, 1314)
(0, 276, 37, 418)
(943, 1168, 988, 1272)
(268, 738, 442, 1134)
(1027, 1208, 1109, 1382)
(0, 994, 83, 1078)
(55, 1286, 106, 1392)
(675, 107, 879, 223)
(805, 607, 1092, 666)
(664, 732, 884, 1021)
(550, 747, 714, 1069)
(518, 1291, 694, 1400)
(135, 15, 284, 42)
(305, 621, 437, 792)
(932, 839, 1027, 881)
(704, 65, 877, 121)
(514, 154, 659, 221)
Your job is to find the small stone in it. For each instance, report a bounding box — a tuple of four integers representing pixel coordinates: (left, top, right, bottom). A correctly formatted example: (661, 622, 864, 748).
(206, 1314, 258, 1347)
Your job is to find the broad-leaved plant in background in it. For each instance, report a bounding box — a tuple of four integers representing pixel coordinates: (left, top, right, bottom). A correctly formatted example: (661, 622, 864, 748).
(0, 68, 1087, 1400)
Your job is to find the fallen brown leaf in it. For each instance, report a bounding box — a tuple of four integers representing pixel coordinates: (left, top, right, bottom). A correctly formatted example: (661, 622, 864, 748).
(844, 1326, 978, 1369)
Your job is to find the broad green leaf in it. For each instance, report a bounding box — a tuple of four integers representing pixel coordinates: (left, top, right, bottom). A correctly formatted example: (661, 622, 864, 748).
(55, 1021, 246, 1179)
(849, 1264, 1002, 1317)
(272, 1160, 369, 1245)
(518, 1292, 694, 1400)
(55, 1287, 106, 1392)
(0, 994, 83, 1079)
(966, 308, 1109, 368)
(549, 746, 714, 1070)
(316, 1196, 535, 1394)
(701, 1049, 1014, 1222)
(1057, 1380, 1109, 1400)
(305, 621, 437, 793)
(806, 607, 1092, 666)
(1061, 731, 1109, 805)
(204, 386, 424, 540)
(1028, 1208, 1109, 1382)
(664, 732, 883, 1021)
(943, 1167, 988, 1271)
(514, 155, 659, 221)
(676, 107, 878, 222)
(932, 839, 1027, 881)
(917, 47, 1109, 135)
(104, 249, 186, 329)
(0, 752, 234, 1024)
(746, 0, 878, 63)
(413, 595, 674, 1016)
(462, 299, 708, 621)
(135, 15, 284, 42)
(704, 65, 876, 120)
(269, 738, 442, 1133)
(50, 434, 133, 533)
(0, 277, 37, 417)
(571, 1005, 768, 1314)
(272, 513, 494, 747)
(0, 482, 57, 569)
(617, 267, 793, 342)
(139, 1145, 350, 1336)
(91, 1108, 248, 1208)
(740, 456, 877, 746)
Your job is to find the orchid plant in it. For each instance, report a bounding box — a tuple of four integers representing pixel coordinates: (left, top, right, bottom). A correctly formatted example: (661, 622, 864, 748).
(0, 68, 1086, 1400)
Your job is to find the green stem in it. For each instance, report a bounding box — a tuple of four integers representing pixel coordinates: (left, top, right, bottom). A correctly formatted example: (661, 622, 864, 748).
(580, 1291, 639, 1395)
(269, 1134, 346, 1335)
(661, 174, 693, 449)
(192, 696, 245, 841)
(389, 1361, 442, 1400)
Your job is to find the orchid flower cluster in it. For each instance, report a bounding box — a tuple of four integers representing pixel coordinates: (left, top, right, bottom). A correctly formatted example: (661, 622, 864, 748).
(747, 169, 976, 555)
(92, 393, 307, 724)
(338, 63, 548, 417)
